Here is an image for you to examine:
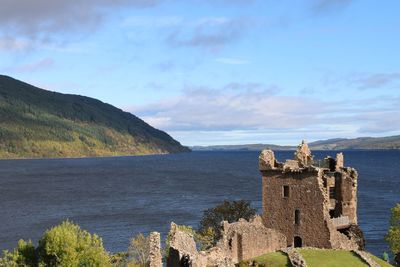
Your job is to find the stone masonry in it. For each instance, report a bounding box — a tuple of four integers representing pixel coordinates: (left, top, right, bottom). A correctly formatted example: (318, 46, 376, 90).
(149, 232, 162, 267)
(260, 141, 361, 250)
(167, 216, 286, 267)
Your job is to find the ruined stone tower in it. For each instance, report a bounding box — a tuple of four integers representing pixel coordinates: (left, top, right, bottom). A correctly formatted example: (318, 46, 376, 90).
(259, 141, 363, 250)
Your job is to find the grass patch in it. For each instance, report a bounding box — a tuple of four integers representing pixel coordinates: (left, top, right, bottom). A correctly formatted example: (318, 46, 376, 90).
(239, 249, 394, 267)
(298, 249, 369, 267)
(238, 251, 292, 267)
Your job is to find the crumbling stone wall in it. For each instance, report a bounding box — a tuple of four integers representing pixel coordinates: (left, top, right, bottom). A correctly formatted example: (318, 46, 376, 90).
(259, 149, 277, 170)
(336, 153, 344, 171)
(336, 168, 358, 224)
(220, 216, 286, 263)
(352, 250, 380, 267)
(149, 232, 162, 267)
(167, 223, 202, 267)
(294, 141, 313, 167)
(167, 217, 286, 267)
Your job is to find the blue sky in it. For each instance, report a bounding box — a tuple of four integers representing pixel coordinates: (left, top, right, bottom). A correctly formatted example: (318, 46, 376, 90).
(1, 0, 399, 146)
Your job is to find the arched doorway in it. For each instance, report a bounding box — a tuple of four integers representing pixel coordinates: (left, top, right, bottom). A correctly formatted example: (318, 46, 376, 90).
(294, 236, 302, 248)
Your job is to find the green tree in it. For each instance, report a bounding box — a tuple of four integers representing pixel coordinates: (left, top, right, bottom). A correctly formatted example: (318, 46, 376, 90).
(127, 233, 150, 267)
(110, 252, 128, 267)
(0, 239, 37, 267)
(37, 220, 111, 267)
(195, 227, 215, 250)
(385, 203, 400, 266)
(198, 200, 256, 246)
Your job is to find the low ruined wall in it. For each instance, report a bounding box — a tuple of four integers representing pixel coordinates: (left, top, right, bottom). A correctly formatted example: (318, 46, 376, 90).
(353, 250, 380, 267)
(220, 216, 286, 263)
(167, 216, 286, 267)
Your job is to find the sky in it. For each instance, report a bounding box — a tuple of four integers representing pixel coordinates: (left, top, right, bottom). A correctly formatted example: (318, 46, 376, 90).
(0, 0, 399, 146)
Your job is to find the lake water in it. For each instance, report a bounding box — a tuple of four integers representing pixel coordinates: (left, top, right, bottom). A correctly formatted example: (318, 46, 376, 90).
(0, 150, 399, 257)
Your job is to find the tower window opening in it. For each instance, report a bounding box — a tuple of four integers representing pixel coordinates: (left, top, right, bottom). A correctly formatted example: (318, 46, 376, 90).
(295, 209, 301, 225)
(283, 186, 290, 198)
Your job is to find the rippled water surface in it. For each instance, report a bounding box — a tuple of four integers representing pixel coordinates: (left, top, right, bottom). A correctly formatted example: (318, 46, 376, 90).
(0, 150, 399, 256)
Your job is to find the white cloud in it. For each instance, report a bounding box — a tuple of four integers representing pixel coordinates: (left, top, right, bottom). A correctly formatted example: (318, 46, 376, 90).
(0, 0, 163, 46)
(132, 84, 327, 131)
(349, 72, 400, 90)
(0, 36, 31, 51)
(166, 17, 253, 52)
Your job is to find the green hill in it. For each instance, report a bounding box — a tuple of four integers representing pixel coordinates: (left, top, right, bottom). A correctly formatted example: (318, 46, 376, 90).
(0, 75, 189, 158)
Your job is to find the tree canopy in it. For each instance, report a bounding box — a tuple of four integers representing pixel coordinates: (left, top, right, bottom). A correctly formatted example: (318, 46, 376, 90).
(0, 221, 111, 267)
(198, 200, 256, 246)
(386, 203, 400, 266)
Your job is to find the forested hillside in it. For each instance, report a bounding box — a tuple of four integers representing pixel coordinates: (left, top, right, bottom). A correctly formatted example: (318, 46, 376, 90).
(0, 75, 189, 158)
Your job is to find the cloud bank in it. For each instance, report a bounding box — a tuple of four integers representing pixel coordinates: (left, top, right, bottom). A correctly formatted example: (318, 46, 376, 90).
(0, 0, 162, 50)
(130, 83, 400, 145)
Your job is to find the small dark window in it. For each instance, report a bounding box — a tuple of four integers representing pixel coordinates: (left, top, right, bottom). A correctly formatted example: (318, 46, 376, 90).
(283, 186, 289, 198)
(295, 209, 301, 225)
(329, 209, 335, 218)
(329, 187, 336, 199)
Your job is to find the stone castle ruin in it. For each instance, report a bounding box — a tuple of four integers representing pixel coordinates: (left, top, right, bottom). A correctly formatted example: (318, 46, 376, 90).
(154, 141, 364, 267)
(260, 141, 363, 250)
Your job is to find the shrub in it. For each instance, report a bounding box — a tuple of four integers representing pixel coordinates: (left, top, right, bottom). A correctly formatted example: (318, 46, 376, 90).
(37, 220, 111, 267)
(127, 233, 150, 267)
(0, 239, 37, 267)
(385, 203, 400, 266)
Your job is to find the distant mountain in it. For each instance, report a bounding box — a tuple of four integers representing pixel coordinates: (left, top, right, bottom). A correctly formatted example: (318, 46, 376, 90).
(309, 136, 400, 150)
(192, 136, 400, 151)
(191, 144, 296, 151)
(0, 75, 189, 158)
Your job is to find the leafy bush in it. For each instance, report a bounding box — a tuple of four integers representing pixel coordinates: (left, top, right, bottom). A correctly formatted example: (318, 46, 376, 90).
(0, 239, 37, 267)
(386, 203, 400, 266)
(0, 220, 111, 267)
(37, 221, 111, 266)
(127, 233, 150, 267)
